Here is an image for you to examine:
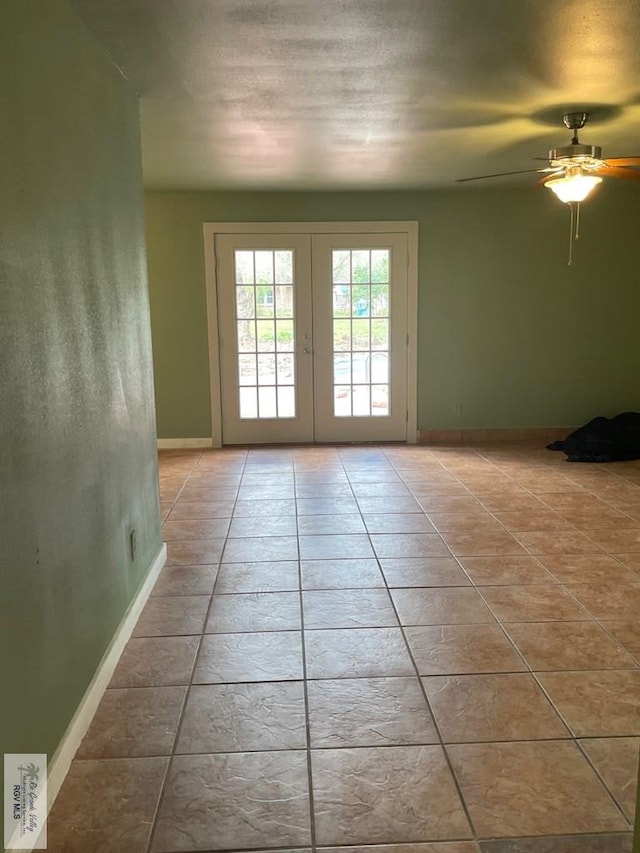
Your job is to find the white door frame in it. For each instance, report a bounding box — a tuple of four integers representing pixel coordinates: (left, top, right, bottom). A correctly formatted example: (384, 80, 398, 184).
(203, 221, 419, 447)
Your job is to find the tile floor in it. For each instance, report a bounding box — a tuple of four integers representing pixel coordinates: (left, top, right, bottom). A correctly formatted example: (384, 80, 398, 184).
(46, 444, 640, 852)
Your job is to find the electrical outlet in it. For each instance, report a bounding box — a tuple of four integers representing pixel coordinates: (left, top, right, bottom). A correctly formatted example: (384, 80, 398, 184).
(454, 403, 463, 416)
(129, 529, 137, 562)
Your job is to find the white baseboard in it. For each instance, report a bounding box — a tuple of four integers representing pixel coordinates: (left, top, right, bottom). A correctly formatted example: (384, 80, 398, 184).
(5, 543, 167, 852)
(157, 437, 213, 449)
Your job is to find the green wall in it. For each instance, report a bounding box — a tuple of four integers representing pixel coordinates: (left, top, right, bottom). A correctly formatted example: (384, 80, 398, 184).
(145, 186, 640, 439)
(0, 0, 161, 819)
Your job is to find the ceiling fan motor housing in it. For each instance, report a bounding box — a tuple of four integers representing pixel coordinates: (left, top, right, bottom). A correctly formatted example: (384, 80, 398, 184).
(549, 143, 603, 167)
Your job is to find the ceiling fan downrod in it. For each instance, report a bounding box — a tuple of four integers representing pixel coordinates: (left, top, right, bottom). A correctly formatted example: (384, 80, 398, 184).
(550, 112, 602, 163)
(563, 111, 589, 145)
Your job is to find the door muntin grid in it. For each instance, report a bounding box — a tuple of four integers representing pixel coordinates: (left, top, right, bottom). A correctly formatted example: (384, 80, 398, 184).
(234, 249, 296, 419)
(332, 248, 390, 417)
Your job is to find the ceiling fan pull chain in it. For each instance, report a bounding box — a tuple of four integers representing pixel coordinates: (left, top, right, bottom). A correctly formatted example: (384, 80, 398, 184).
(568, 203, 575, 266)
(575, 201, 581, 240)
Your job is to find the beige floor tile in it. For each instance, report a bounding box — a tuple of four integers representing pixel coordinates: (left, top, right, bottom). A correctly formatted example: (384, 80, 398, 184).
(351, 481, 412, 497)
(427, 512, 504, 533)
(307, 677, 438, 747)
(305, 627, 414, 679)
(380, 557, 470, 587)
(193, 631, 303, 683)
(228, 515, 298, 537)
(417, 496, 484, 513)
(391, 587, 495, 626)
(480, 832, 633, 853)
(616, 553, 640, 571)
(297, 496, 359, 515)
(168, 499, 235, 519)
(312, 746, 471, 845)
(186, 473, 241, 488)
(176, 682, 307, 753)
(237, 484, 295, 500)
(405, 624, 526, 676)
(346, 469, 403, 483)
(363, 513, 436, 534)
(537, 553, 640, 583)
(561, 509, 639, 530)
(505, 621, 638, 670)
(476, 494, 548, 512)
(206, 591, 301, 633)
(586, 528, 640, 553)
(152, 751, 311, 852)
(424, 673, 568, 742)
(513, 530, 605, 556)
(448, 740, 627, 837)
(440, 530, 528, 557)
(76, 686, 185, 758)
(215, 560, 300, 593)
(162, 518, 230, 539)
(241, 472, 294, 486)
(602, 620, 640, 657)
(302, 588, 398, 629)
(458, 556, 554, 586)
(46, 757, 168, 853)
(298, 514, 367, 534)
(479, 584, 589, 622)
(356, 496, 423, 514)
(295, 482, 353, 498)
(180, 485, 239, 501)
(479, 835, 633, 853)
(579, 736, 640, 821)
(410, 484, 473, 497)
(300, 558, 384, 589)
(370, 533, 450, 559)
(233, 498, 297, 516)
(151, 565, 218, 596)
(299, 533, 375, 559)
(109, 636, 199, 688)
(133, 595, 210, 637)
(166, 538, 225, 566)
(563, 582, 640, 620)
(222, 535, 299, 562)
(492, 510, 574, 531)
(536, 670, 640, 736)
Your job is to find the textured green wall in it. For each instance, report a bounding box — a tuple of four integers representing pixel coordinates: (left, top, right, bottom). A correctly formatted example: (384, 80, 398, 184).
(0, 0, 161, 805)
(145, 186, 640, 439)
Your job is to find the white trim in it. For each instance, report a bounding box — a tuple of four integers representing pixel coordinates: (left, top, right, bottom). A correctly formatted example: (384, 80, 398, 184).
(405, 222, 419, 444)
(7, 544, 167, 851)
(203, 221, 419, 445)
(157, 437, 213, 449)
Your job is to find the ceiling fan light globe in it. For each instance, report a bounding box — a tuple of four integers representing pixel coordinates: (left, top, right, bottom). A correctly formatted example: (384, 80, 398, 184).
(545, 174, 602, 203)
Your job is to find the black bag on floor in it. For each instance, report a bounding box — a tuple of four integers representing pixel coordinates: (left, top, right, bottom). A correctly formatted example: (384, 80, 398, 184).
(547, 412, 640, 462)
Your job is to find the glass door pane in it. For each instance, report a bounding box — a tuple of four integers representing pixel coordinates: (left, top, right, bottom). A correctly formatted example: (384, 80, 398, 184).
(331, 248, 390, 417)
(215, 233, 313, 444)
(312, 233, 408, 443)
(234, 249, 296, 419)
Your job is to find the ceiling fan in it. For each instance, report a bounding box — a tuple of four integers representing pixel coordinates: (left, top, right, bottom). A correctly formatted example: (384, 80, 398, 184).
(456, 112, 640, 263)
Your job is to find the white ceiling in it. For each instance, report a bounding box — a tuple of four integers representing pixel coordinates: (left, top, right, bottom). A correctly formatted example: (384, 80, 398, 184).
(73, 0, 640, 190)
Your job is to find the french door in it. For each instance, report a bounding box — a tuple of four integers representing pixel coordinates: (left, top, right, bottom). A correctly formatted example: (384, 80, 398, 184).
(210, 225, 415, 445)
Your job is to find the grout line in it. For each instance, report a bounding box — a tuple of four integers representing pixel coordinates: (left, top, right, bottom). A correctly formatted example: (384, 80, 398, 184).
(293, 458, 318, 853)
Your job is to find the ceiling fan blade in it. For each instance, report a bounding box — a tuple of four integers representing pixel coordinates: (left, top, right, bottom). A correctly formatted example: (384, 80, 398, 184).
(602, 157, 640, 166)
(456, 167, 558, 183)
(596, 165, 640, 181)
